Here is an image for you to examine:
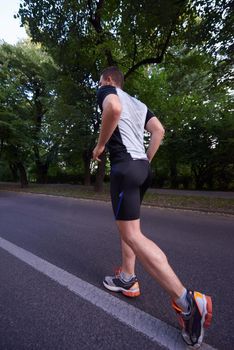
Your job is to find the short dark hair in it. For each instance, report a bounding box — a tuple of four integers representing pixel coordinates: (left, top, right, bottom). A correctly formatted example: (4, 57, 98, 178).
(100, 66, 124, 88)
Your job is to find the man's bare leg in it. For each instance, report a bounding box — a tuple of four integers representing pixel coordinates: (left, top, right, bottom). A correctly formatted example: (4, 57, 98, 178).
(121, 239, 136, 275)
(117, 219, 184, 300)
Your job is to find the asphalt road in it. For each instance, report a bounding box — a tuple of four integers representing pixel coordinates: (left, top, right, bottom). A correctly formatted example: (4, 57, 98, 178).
(0, 191, 233, 350)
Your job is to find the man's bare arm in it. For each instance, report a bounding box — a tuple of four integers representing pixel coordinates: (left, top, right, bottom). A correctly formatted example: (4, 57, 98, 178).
(93, 94, 122, 161)
(146, 117, 165, 162)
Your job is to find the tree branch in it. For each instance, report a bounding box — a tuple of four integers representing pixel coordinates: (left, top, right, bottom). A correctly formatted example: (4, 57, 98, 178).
(87, 0, 116, 66)
(88, 0, 104, 33)
(124, 57, 162, 80)
(124, 6, 183, 80)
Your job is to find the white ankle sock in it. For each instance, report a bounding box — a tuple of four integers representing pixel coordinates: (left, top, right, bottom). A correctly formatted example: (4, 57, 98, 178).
(120, 271, 135, 282)
(175, 288, 190, 313)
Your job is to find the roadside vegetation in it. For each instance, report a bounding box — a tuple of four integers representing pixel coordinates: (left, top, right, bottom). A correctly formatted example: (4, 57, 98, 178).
(1, 182, 233, 215)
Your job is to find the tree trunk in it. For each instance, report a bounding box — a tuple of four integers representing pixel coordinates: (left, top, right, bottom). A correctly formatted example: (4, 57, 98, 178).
(82, 150, 92, 186)
(169, 158, 178, 188)
(16, 161, 28, 188)
(33, 144, 49, 184)
(35, 161, 49, 184)
(33, 87, 49, 184)
(9, 162, 18, 182)
(94, 151, 106, 192)
(192, 165, 205, 190)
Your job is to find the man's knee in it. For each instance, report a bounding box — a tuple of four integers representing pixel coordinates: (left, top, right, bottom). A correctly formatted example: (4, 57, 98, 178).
(121, 231, 137, 248)
(117, 220, 140, 245)
(119, 226, 142, 250)
(120, 226, 168, 266)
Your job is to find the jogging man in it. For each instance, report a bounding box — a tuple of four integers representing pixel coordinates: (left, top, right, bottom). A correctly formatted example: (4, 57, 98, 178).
(92, 66, 212, 348)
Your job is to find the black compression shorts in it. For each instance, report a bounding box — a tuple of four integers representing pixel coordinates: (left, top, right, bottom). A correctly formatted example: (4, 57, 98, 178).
(110, 159, 152, 221)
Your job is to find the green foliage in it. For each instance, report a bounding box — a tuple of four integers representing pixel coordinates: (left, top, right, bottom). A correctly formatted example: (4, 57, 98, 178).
(0, 42, 60, 183)
(127, 47, 233, 189)
(16, 0, 189, 76)
(0, 0, 232, 189)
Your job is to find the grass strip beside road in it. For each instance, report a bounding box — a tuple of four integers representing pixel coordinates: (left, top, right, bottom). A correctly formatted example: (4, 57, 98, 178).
(0, 182, 233, 215)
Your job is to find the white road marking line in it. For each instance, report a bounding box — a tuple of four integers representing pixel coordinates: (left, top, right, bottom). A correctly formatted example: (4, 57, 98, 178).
(0, 237, 216, 350)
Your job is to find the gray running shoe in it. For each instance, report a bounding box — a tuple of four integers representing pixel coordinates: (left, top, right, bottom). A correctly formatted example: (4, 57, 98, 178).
(103, 267, 140, 297)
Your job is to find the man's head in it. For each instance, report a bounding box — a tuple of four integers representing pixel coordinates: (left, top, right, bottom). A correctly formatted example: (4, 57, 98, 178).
(99, 66, 124, 89)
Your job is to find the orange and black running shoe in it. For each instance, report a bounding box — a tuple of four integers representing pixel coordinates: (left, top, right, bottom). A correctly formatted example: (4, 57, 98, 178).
(103, 267, 140, 297)
(172, 290, 212, 348)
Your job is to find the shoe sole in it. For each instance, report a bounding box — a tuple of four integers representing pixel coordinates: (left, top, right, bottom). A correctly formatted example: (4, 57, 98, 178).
(174, 293, 213, 348)
(204, 295, 212, 328)
(186, 293, 213, 348)
(103, 281, 140, 297)
(194, 292, 213, 328)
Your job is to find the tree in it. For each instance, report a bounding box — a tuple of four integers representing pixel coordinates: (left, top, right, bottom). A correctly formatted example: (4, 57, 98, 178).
(127, 47, 233, 189)
(16, 0, 190, 190)
(17, 0, 189, 74)
(0, 41, 61, 185)
(0, 45, 33, 187)
(9, 0, 234, 190)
